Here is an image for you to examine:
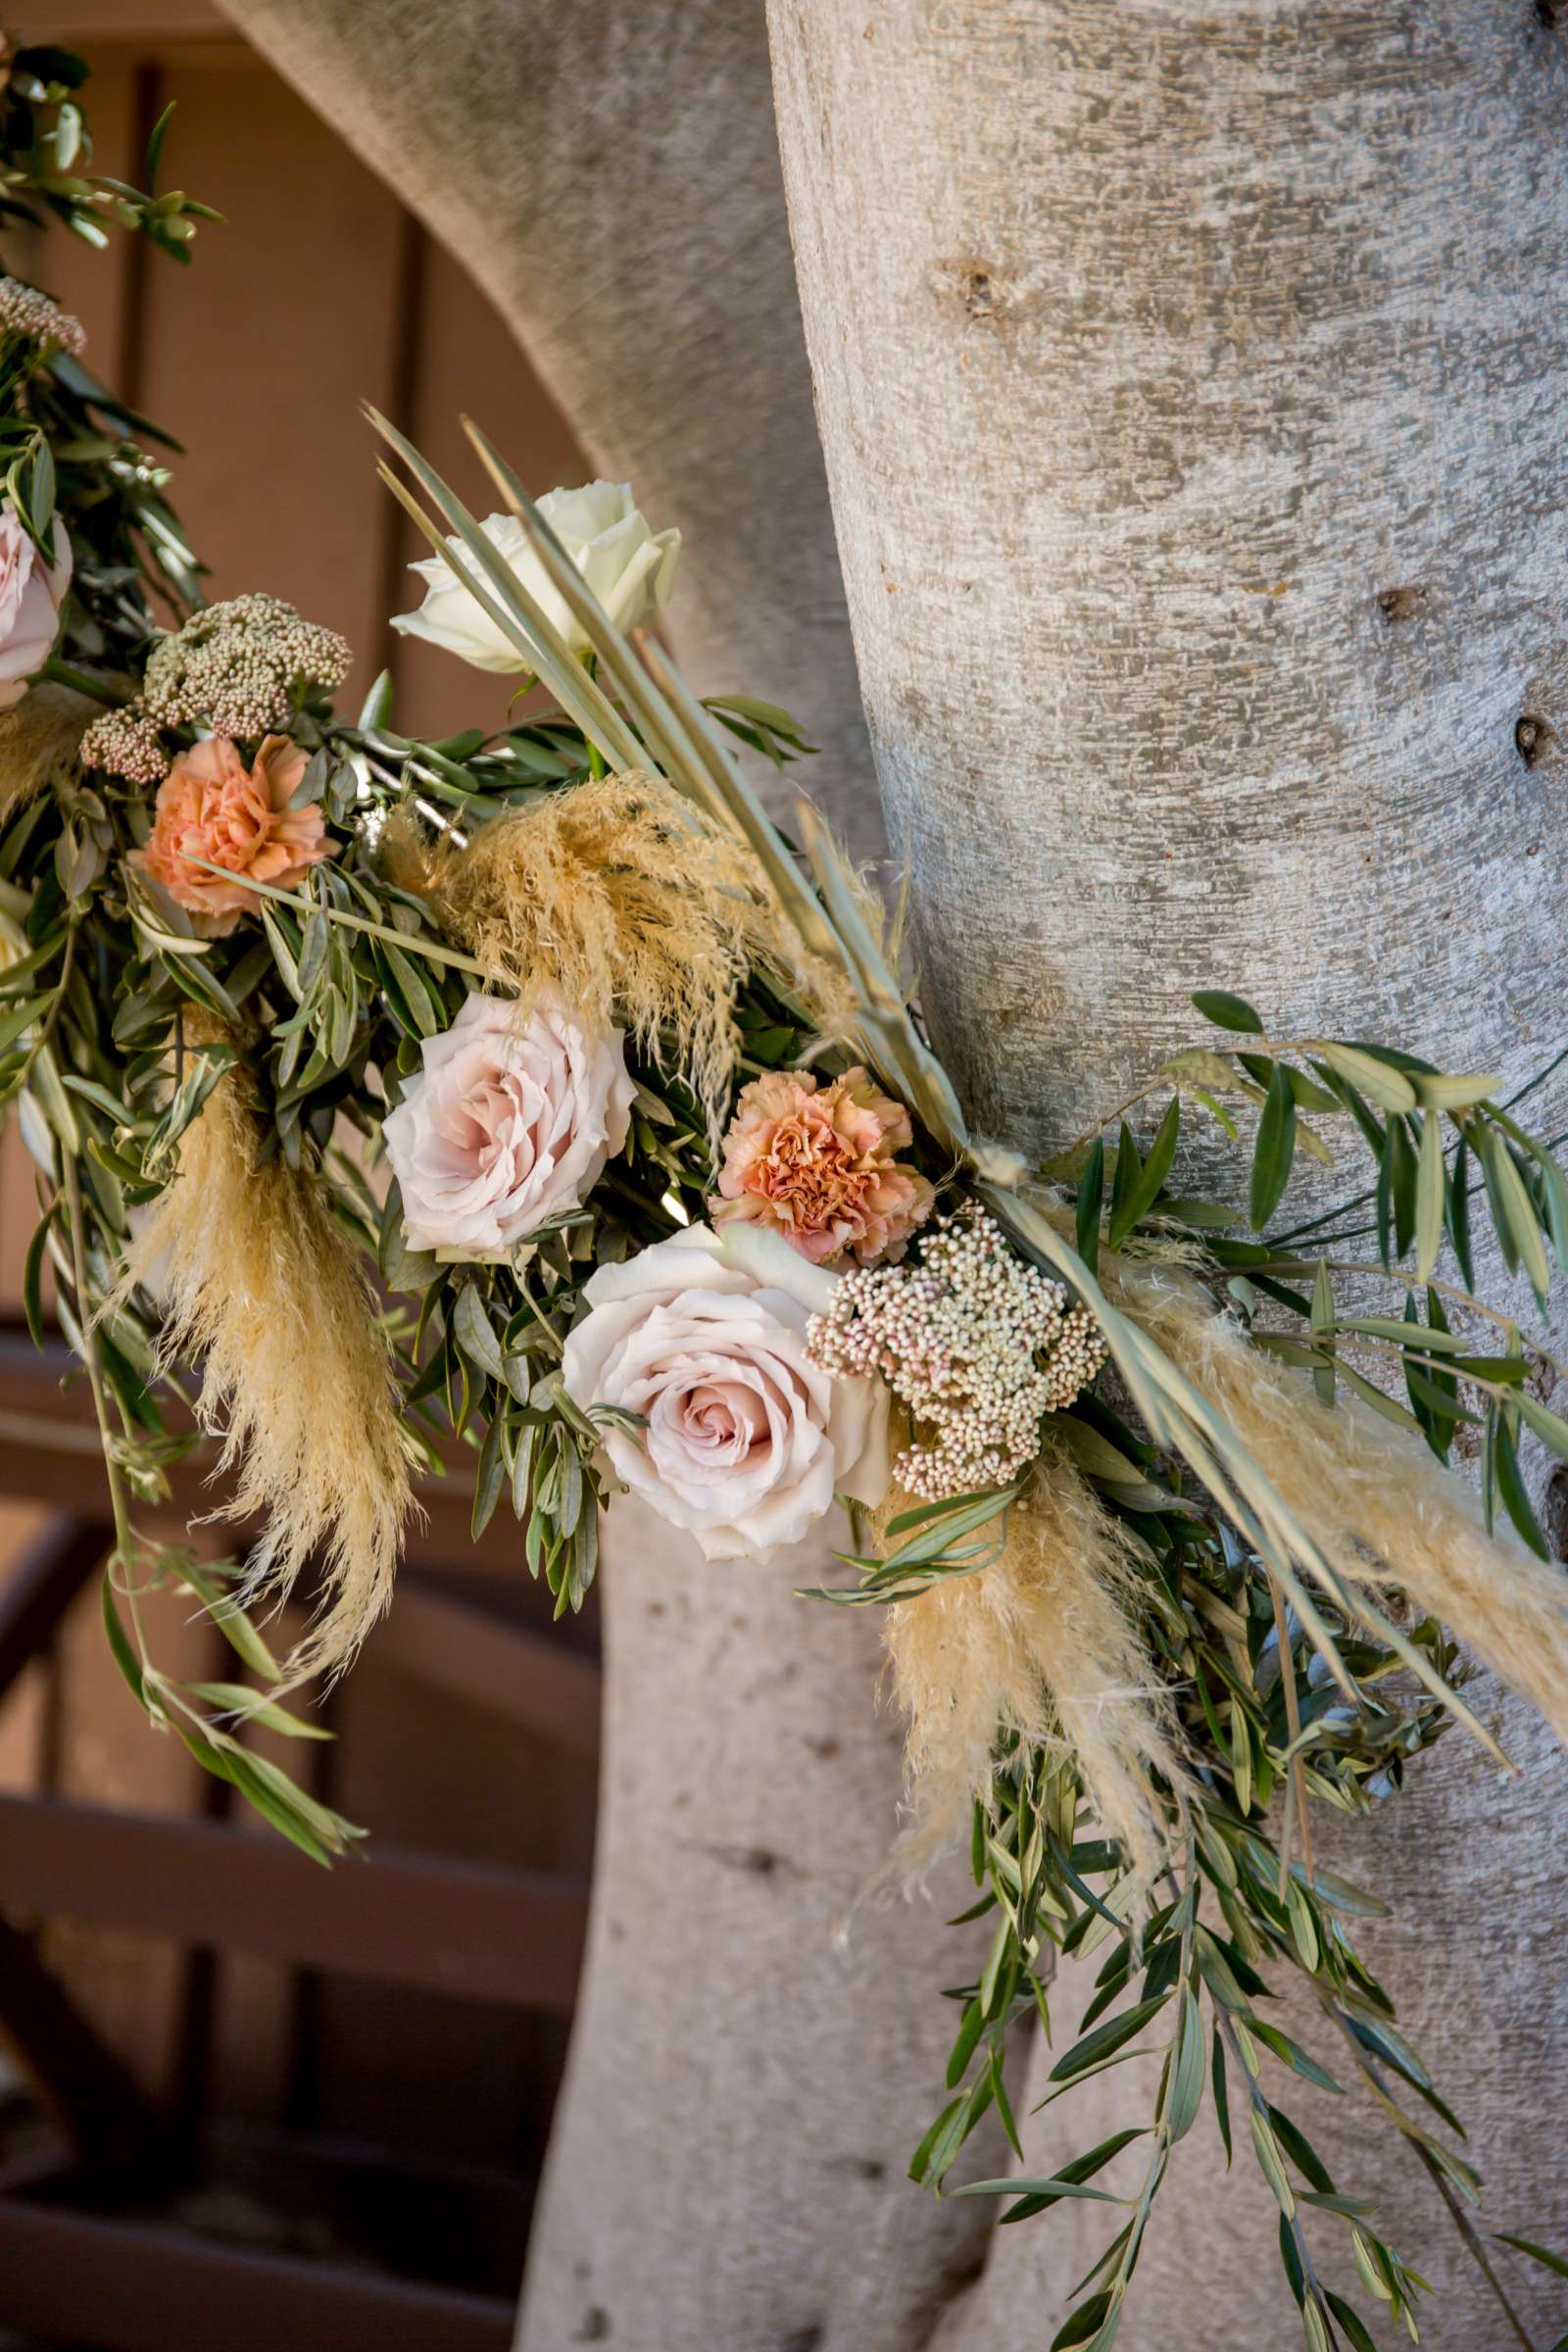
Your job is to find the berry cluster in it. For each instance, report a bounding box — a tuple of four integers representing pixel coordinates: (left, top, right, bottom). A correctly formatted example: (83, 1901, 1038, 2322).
(807, 1203, 1105, 1498)
(82, 595, 354, 789)
(138, 594, 351, 738)
(0, 275, 85, 357)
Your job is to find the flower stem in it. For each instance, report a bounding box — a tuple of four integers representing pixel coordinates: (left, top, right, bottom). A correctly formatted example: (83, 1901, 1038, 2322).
(1265, 1257, 1568, 1385)
(39, 654, 136, 705)
(61, 1156, 149, 1670)
(1216, 2005, 1337, 2341)
(18, 915, 77, 1090)
(1268, 1572, 1315, 1900)
(180, 858, 489, 977)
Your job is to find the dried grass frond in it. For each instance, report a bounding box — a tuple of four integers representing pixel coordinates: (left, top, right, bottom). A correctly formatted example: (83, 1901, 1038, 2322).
(0, 682, 95, 813)
(383, 770, 853, 1124)
(831, 838, 906, 985)
(1115, 1255, 1568, 1742)
(113, 1056, 416, 1683)
(880, 1455, 1189, 1899)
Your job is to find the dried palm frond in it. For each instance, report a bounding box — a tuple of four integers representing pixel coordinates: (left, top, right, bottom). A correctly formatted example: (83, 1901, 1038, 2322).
(383, 769, 852, 1125)
(0, 681, 95, 812)
(985, 1183, 1516, 1764)
(881, 1454, 1189, 1898)
(368, 406, 966, 1153)
(1120, 1253, 1568, 1746)
(112, 1054, 416, 1683)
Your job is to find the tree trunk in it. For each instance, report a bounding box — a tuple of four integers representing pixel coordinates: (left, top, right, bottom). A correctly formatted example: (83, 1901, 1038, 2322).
(219, 8, 1001, 2346)
(766, 1, 1568, 2344)
(514, 1500, 998, 2352)
(220, 0, 883, 858)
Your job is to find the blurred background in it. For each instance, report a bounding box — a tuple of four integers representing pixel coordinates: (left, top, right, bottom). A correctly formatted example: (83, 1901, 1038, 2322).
(0, 7, 600, 2346)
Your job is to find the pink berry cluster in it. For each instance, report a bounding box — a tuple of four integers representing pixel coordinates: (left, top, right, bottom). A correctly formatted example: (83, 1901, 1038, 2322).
(82, 595, 354, 788)
(807, 1204, 1106, 1499)
(0, 276, 85, 357)
(77, 706, 170, 788)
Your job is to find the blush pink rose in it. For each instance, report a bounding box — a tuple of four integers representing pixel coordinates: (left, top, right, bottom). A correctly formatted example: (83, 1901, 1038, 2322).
(0, 504, 71, 709)
(383, 991, 636, 1259)
(712, 1064, 935, 1267)
(132, 733, 330, 937)
(562, 1222, 889, 1560)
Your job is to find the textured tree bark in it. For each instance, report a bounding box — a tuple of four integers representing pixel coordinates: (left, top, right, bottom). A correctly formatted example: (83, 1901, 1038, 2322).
(767, 2, 1568, 2345)
(217, 8, 1000, 2347)
(513, 1499, 996, 2352)
(219, 0, 883, 858)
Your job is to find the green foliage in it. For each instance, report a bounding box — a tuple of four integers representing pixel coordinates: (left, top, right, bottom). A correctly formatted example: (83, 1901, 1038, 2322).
(922, 1724, 1442, 2349)
(705, 693, 819, 768)
(0, 45, 220, 260)
(864, 996, 1568, 2349)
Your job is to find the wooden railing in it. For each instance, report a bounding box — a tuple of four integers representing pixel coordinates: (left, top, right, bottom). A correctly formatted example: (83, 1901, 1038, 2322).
(0, 19, 589, 2330)
(0, 1325, 599, 2349)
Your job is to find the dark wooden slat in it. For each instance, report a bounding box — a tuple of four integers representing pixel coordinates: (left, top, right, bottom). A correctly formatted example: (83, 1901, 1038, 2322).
(0, 1512, 111, 1700)
(0, 1331, 538, 1578)
(0, 1795, 587, 2013)
(210, 2119, 531, 2299)
(0, 1915, 172, 2177)
(374, 1576, 602, 1756)
(0, 2147, 71, 2196)
(0, 2198, 513, 2352)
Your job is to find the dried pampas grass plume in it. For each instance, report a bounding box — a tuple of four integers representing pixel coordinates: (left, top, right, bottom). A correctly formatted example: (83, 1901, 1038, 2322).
(880, 1454, 1189, 1899)
(381, 770, 852, 1125)
(1114, 1254, 1568, 1746)
(113, 1054, 416, 1684)
(0, 681, 96, 813)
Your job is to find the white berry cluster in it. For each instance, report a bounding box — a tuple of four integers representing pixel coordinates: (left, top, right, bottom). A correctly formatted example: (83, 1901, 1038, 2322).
(78, 704, 171, 788)
(807, 1203, 1106, 1499)
(0, 277, 85, 358)
(140, 594, 352, 738)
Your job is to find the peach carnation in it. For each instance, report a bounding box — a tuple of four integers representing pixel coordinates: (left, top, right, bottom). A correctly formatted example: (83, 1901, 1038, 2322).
(712, 1064, 935, 1267)
(132, 732, 331, 937)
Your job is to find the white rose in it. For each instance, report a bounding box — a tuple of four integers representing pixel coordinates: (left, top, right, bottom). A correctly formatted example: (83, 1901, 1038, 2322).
(562, 1222, 891, 1561)
(390, 482, 680, 670)
(0, 504, 71, 710)
(382, 991, 636, 1259)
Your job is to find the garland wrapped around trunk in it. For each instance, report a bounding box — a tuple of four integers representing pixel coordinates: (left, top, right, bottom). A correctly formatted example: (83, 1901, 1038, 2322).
(3, 42, 1568, 2349)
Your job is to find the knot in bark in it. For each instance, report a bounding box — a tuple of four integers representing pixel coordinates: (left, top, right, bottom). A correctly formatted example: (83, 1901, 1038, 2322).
(1515, 712, 1559, 767)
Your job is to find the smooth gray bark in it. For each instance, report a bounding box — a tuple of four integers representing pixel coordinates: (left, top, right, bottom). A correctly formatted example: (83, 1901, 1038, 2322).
(219, 8, 998, 2347)
(220, 0, 882, 858)
(514, 1499, 995, 2352)
(767, 1, 1568, 2344)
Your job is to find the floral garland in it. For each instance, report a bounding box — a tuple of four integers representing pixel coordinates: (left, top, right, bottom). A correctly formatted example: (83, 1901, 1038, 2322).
(4, 45, 1568, 2350)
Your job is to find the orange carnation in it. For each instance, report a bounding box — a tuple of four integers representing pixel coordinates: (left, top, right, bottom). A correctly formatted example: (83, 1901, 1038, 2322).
(132, 733, 331, 936)
(712, 1065, 935, 1267)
